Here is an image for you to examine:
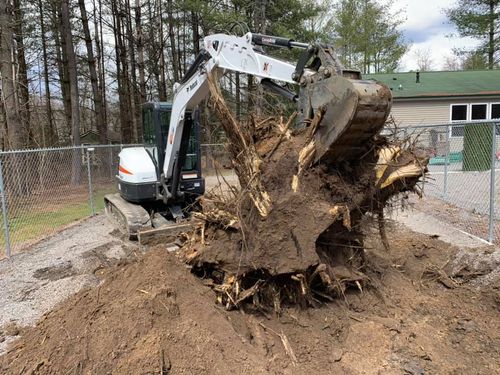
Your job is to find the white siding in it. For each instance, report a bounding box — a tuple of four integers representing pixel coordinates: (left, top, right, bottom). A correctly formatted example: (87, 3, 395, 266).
(390, 98, 500, 127)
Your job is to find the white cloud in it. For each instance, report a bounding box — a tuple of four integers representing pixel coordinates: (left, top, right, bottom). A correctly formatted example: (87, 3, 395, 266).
(401, 34, 480, 71)
(394, 0, 453, 31)
(392, 0, 482, 70)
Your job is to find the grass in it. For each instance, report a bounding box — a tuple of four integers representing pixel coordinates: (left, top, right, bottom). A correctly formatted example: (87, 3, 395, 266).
(0, 187, 115, 253)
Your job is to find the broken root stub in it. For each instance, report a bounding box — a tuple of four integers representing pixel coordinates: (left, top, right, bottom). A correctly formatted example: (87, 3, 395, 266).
(182, 77, 429, 311)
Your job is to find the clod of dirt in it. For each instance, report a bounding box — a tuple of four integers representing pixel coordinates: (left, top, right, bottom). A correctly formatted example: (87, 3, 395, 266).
(3, 323, 20, 337)
(32, 261, 76, 281)
(445, 246, 500, 287)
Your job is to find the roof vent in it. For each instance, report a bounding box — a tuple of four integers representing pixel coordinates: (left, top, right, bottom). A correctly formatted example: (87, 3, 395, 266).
(416, 71, 420, 83)
(398, 84, 403, 90)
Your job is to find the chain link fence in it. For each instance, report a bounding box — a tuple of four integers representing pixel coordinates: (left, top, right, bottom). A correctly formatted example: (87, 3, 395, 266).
(0, 145, 136, 258)
(0, 143, 234, 258)
(403, 120, 500, 244)
(2, 124, 499, 258)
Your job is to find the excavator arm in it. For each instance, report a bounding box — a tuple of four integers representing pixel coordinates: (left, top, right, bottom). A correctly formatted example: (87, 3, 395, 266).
(163, 32, 299, 199)
(162, 32, 392, 201)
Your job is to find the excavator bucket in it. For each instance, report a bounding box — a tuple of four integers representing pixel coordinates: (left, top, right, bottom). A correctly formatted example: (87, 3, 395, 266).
(298, 74, 392, 164)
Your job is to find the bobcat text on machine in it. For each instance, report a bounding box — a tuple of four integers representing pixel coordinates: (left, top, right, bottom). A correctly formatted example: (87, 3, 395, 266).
(104, 31, 392, 242)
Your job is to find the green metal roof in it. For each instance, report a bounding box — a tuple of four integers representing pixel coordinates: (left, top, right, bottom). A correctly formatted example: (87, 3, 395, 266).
(364, 70, 500, 99)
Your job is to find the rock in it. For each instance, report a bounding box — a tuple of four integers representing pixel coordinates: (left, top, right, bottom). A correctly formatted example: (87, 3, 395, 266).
(4, 323, 20, 337)
(332, 348, 343, 362)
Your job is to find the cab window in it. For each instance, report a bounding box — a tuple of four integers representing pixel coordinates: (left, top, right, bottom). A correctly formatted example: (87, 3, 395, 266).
(143, 108, 156, 144)
(158, 110, 171, 146)
(183, 130, 198, 171)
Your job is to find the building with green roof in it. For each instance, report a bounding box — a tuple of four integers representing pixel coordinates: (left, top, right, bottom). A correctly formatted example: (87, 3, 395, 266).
(364, 70, 500, 127)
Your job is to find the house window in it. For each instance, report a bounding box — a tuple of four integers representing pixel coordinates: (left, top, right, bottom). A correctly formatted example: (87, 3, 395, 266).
(451, 104, 468, 121)
(451, 125, 465, 137)
(492, 103, 500, 119)
(451, 104, 467, 137)
(471, 104, 487, 120)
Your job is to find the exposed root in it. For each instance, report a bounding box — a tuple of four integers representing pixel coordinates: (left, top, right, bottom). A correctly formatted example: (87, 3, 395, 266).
(377, 208, 390, 251)
(182, 75, 429, 311)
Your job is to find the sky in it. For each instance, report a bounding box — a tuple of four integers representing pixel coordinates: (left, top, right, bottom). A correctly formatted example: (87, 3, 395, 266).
(393, 0, 481, 71)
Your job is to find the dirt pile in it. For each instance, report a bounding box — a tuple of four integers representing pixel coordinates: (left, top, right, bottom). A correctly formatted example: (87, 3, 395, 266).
(1, 224, 499, 374)
(183, 76, 428, 309)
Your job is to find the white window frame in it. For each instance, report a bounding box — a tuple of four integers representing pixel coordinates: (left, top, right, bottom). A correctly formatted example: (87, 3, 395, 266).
(450, 103, 469, 138)
(470, 102, 489, 121)
(491, 102, 500, 120)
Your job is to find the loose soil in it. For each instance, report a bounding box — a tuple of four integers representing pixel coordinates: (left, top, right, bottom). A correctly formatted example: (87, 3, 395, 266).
(2, 222, 498, 374)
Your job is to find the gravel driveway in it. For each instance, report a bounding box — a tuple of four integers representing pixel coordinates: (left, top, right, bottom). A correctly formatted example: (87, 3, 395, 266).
(0, 214, 138, 354)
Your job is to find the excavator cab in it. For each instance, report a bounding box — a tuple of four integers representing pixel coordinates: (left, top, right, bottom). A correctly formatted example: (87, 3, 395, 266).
(142, 102, 205, 200)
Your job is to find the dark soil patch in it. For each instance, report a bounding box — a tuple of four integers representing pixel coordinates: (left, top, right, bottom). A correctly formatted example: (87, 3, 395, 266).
(32, 261, 77, 281)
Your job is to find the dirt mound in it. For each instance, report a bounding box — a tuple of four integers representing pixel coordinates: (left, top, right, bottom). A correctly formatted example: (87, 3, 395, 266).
(2, 224, 499, 374)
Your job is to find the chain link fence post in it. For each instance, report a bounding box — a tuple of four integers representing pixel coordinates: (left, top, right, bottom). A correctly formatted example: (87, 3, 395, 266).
(488, 122, 497, 243)
(443, 124, 450, 199)
(86, 147, 95, 216)
(0, 154, 12, 258)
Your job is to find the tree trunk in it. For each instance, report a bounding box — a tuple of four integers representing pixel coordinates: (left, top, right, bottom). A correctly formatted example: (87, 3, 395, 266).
(78, 0, 106, 144)
(158, 0, 168, 99)
(54, 3, 72, 140)
(96, 0, 107, 125)
(488, 0, 495, 70)
(191, 11, 200, 55)
(252, 0, 267, 116)
(125, 0, 140, 142)
(0, 99, 6, 149)
(112, 0, 133, 143)
(60, 0, 82, 184)
(1, 0, 28, 196)
(166, 0, 179, 83)
(135, 0, 146, 120)
(13, 0, 31, 146)
(235, 72, 241, 120)
(38, 0, 56, 146)
(134, 0, 146, 141)
(0, 0, 24, 150)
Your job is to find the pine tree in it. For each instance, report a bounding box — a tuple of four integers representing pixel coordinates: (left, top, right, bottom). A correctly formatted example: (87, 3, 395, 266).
(326, 0, 408, 73)
(446, 0, 499, 69)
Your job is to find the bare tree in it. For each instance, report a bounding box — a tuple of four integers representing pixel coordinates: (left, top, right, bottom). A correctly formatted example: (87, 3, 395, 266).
(112, 0, 133, 143)
(443, 55, 461, 71)
(413, 48, 434, 71)
(53, 2, 72, 139)
(13, 0, 31, 146)
(78, 0, 106, 144)
(135, 0, 146, 104)
(0, 0, 25, 150)
(38, 0, 56, 146)
(60, 0, 82, 184)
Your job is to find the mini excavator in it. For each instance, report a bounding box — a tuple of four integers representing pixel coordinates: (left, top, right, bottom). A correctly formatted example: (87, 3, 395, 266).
(104, 32, 392, 242)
